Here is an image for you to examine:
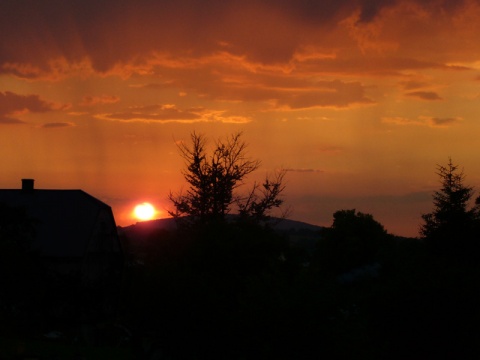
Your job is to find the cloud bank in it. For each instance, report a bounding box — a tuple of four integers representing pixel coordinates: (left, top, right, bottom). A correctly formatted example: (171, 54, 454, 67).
(0, 91, 66, 124)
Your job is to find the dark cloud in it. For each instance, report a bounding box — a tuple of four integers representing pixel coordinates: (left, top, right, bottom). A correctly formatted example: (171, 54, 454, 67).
(429, 117, 461, 126)
(258, 0, 457, 25)
(0, 91, 64, 124)
(0, 0, 473, 76)
(0, 91, 56, 113)
(0, 116, 26, 125)
(300, 56, 469, 76)
(399, 80, 430, 90)
(356, 0, 398, 22)
(405, 91, 443, 101)
(383, 116, 461, 127)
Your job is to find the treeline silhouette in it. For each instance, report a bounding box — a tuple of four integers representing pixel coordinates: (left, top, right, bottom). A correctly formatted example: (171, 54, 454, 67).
(119, 211, 480, 359)
(2, 138, 480, 359)
(118, 154, 480, 359)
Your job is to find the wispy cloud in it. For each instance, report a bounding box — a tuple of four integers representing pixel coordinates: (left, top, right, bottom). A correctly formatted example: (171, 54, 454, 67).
(382, 116, 462, 127)
(276, 80, 375, 109)
(0, 91, 67, 125)
(0, 116, 26, 125)
(80, 95, 120, 106)
(399, 80, 430, 90)
(41, 122, 75, 129)
(427, 117, 462, 127)
(382, 117, 425, 126)
(96, 104, 250, 123)
(96, 105, 252, 124)
(97, 104, 201, 122)
(405, 91, 443, 101)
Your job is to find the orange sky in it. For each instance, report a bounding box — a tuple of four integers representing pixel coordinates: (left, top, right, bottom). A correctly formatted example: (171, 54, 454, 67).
(2, 0, 480, 236)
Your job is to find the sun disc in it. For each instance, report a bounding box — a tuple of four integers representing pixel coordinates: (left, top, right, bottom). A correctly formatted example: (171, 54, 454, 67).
(134, 202, 155, 221)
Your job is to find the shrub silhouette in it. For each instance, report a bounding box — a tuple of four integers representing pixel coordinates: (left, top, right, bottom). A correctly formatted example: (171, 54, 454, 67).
(315, 209, 391, 276)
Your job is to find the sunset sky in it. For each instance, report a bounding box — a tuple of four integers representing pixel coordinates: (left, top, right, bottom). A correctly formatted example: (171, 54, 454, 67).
(2, 0, 480, 236)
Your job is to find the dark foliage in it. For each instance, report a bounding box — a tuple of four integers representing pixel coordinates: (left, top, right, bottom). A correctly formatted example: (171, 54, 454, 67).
(6, 157, 480, 359)
(122, 220, 317, 359)
(168, 132, 286, 226)
(315, 209, 392, 276)
(421, 158, 480, 259)
(116, 159, 480, 359)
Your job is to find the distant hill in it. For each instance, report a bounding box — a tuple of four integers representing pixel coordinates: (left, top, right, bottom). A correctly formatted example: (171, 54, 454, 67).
(118, 216, 323, 237)
(119, 217, 177, 235)
(118, 217, 324, 257)
(270, 218, 324, 233)
(118, 217, 324, 265)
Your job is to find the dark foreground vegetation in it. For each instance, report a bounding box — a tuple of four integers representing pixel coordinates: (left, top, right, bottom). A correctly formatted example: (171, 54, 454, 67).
(1, 131, 480, 359)
(118, 207, 480, 359)
(4, 204, 480, 359)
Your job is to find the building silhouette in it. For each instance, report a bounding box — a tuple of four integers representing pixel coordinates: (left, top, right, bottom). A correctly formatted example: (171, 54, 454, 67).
(0, 179, 123, 320)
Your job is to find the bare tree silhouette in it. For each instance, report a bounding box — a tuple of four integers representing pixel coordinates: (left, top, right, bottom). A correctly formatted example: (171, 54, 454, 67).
(168, 132, 286, 225)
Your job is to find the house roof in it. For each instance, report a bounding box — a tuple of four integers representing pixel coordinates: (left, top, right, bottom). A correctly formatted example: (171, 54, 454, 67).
(0, 185, 116, 257)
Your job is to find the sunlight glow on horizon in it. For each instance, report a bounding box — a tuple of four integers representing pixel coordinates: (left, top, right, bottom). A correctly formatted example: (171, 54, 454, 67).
(133, 202, 156, 221)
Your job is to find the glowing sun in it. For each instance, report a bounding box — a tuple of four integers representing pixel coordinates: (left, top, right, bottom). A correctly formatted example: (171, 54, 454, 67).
(133, 202, 156, 221)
